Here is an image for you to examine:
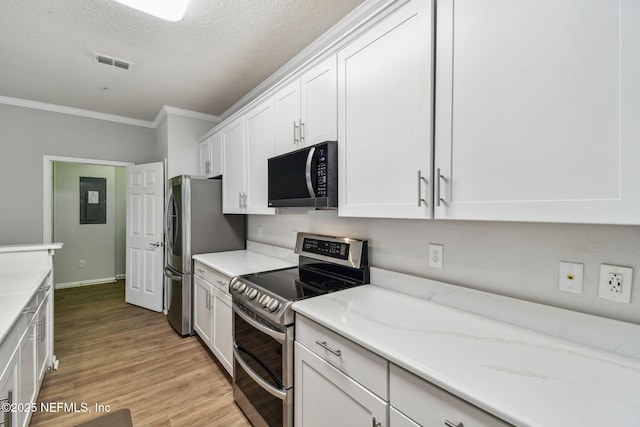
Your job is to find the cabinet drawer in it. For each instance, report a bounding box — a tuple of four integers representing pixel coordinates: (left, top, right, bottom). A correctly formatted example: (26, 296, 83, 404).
(390, 364, 511, 427)
(193, 261, 231, 293)
(295, 315, 388, 399)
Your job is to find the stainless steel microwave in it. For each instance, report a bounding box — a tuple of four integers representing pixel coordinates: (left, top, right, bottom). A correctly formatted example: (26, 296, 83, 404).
(268, 140, 337, 209)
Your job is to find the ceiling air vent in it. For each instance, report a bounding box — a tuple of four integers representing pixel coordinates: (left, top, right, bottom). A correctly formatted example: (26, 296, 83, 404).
(93, 53, 133, 71)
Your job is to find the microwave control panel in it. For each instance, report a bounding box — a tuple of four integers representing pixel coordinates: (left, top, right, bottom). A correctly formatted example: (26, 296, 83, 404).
(316, 147, 328, 197)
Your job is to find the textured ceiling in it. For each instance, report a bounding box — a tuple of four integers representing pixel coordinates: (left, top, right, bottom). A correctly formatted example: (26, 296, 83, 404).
(0, 0, 364, 121)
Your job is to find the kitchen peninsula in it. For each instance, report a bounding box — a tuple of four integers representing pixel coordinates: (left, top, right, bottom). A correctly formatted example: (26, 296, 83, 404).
(0, 243, 62, 427)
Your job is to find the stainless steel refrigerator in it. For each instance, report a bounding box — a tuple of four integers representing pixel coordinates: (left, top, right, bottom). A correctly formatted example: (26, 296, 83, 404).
(164, 175, 245, 336)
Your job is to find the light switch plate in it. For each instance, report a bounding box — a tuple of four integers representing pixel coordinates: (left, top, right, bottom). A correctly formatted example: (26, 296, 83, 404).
(558, 261, 583, 294)
(598, 264, 633, 303)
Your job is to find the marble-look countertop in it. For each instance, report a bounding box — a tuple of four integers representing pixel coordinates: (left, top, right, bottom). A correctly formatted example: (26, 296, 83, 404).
(292, 285, 640, 427)
(0, 243, 62, 343)
(192, 248, 296, 279)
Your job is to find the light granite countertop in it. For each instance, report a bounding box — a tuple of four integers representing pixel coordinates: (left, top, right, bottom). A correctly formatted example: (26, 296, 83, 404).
(292, 284, 640, 427)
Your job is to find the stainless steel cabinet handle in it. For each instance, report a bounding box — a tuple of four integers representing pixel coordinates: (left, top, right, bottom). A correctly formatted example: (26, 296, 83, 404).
(209, 292, 214, 312)
(293, 121, 300, 144)
(205, 291, 211, 310)
(417, 170, 428, 206)
(205, 160, 211, 175)
(22, 306, 37, 315)
(372, 417, 381, 427)
(436, 168, 446, 207)
(315, 340, 341, 357)
(299, 120, 305, 143)
(444, 421, 463, 427)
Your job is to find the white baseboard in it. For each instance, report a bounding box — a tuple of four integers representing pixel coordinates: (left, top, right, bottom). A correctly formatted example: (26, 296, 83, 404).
(115, 274, 126, 280)
(55, 277, 117, 289)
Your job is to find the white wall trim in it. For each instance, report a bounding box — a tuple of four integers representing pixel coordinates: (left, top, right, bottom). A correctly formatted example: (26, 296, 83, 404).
(0, 96, 156, 128)
(115, 273, 126, 280)
(42, 155, 134, 243)
(55, 277, 117, 289)
(153, 105, 221, 128)
(0, 96, 220, 130)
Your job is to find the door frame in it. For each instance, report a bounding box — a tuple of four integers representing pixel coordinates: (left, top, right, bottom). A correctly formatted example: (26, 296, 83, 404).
(42, 155, 134, 243)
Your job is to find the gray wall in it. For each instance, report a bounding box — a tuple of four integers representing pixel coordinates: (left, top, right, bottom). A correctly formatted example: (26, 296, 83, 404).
(0, 104, 156, 244)
(53, 163, 125, 285)
(248, 211, 640, 324)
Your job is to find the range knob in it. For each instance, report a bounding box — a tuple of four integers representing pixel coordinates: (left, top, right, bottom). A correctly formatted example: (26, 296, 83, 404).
(232, 282, 247, 293)
(261, 296, 272, 308)
(267, 299, 280, 312)
(246, 288, 258, 300)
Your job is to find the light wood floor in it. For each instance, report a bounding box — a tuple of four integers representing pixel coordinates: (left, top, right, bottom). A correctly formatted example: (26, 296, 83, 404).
(30, 281, 251, 427)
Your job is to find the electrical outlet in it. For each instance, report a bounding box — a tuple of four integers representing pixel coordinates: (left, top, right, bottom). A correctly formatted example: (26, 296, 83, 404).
(558, 261, 583, 294)
(598, 264, 633, 303)
(291, 230, 298, 247)
(79, 260, 86, 268)
(428, 244, 444, 269)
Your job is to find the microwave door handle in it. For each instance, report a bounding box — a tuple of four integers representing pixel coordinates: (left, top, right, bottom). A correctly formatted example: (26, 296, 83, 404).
(305, 146, 316, 198)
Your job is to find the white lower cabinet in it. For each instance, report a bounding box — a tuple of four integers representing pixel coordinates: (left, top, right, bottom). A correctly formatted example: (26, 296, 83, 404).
(294, 343, 387, 427)
(0, 281, 53, 427)
(193, 261, 233, 375)
(294, 315, 388, 427)
(390, 408, 420, 427)
(0, 351, 18, 427)
(390, 364, 511, 427)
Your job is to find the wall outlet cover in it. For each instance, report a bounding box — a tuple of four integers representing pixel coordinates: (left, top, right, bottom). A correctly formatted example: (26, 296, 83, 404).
(598, 264, 633, 303)
(428, 244, 444, 269)
(558, 261, 583, 294)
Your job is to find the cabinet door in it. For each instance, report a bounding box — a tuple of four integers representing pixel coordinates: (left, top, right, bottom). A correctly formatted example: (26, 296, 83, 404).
(338, 0, 434, 219)
(193, 276, 213, 347)
(36, 294, 50, 382)
(301, 55, 338, 146)
(211, 287, 233, 376)
(198, 138, 212, 177)
(222, 116, 246, 213)
(390, 408, 420, 427)
(434, 0, 640, 224)
(245, 98, 276, 215)
(274, 80, 302, 155)
(0, 351, 18, 427)
(18, 321, 36, 427)
(210, 131, 223, 177)
(294, 342, 387, 427)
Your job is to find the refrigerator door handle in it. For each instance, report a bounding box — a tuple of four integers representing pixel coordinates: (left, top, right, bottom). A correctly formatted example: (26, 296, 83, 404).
(164, 266, 182, 281)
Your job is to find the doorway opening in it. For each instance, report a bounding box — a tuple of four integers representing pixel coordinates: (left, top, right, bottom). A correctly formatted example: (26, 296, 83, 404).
(43, 156, 133, 289)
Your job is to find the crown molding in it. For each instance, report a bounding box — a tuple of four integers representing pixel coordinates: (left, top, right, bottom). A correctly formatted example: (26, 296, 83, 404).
(0, 96, 156, 128)
(152, 105, 221, 128)
(0, 96, 220, 130)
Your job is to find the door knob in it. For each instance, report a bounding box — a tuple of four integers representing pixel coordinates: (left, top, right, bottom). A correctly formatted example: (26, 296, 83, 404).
(150, 242, 164, 248)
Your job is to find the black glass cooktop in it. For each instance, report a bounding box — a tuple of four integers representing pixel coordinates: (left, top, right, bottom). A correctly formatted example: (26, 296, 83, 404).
(239, 266, 358, 302)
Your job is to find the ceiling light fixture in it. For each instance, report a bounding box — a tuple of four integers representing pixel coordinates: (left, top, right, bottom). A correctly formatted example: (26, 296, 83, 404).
(112, 0, 190, 22)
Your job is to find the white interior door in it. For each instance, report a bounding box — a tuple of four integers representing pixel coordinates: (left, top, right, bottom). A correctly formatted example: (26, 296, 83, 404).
(125, 162, 164, 312)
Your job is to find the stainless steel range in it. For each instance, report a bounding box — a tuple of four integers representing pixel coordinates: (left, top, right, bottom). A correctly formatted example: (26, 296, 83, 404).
(231, 233, 369, 427)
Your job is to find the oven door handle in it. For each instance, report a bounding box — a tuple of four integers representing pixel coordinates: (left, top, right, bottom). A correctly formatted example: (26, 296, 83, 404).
(233, 303, 286, 344)
(234, 347, 287, 400)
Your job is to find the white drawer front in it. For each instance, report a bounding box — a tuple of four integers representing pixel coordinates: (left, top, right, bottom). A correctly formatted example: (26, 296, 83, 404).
(193, 261, 231, 293)
(390, 407, 420, 427)
(390, 364, 511, 427)
(295, 314, 388, 399)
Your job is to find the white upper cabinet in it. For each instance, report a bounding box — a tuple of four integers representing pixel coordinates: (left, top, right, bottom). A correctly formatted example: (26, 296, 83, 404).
(244, 97, 276, 215)
(274, 55, 338, 155)
(221, 116, 246, 213)
(222, 102, 276, 215)
(434, 0, 640, 224)
(337, 0, 434, 219)
(198, 131, 223, 178)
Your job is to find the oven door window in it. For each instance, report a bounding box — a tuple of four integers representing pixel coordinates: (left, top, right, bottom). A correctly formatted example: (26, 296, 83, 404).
(234, 310, 287, 426)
